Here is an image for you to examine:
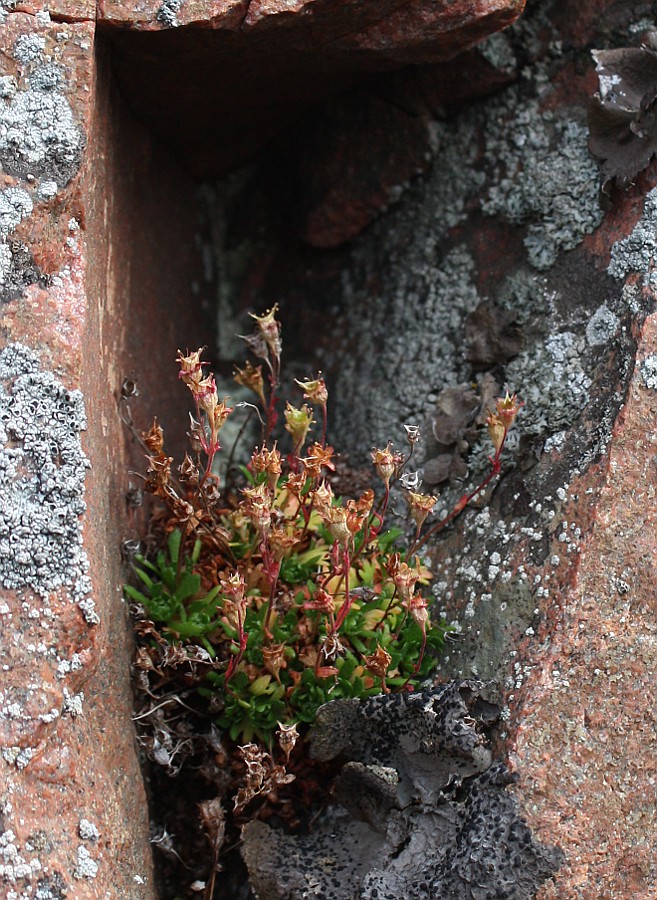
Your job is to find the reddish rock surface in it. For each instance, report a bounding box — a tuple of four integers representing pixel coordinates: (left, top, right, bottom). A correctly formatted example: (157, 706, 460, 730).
(100, 0, 525, 178)
(97, 0, 525, 45)
(510, 315, 657, 896)
(10, 1, 95, 20)
(0, 9, 209, 899)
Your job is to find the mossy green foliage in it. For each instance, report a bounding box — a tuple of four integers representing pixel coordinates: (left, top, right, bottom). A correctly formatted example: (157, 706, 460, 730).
(128, 512, 445, 744)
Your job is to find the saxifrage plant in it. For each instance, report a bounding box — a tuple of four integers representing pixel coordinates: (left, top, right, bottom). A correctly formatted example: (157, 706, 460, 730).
(124, 305, 522, 889)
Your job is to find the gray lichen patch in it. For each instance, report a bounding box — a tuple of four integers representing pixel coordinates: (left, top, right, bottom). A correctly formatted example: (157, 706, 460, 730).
(0, 64, 84, 186)
(326, 69, 604, 466)
(482, 98, 603, 271)
(504, 331, 592, 436)
(0, 343, 97, 624)
(12, 34, 46, 65)
(0, 36, 84, 301)
(0, 2, 17, 26)
(156, 0, 186, 27)
(0, 186, 46, 302)
(0, 238, 45, 303)
(608, 186, 657, 290)
(242, 683, 562, 899)
(0, 187, 33, 236)
(586, 304, 620, 347)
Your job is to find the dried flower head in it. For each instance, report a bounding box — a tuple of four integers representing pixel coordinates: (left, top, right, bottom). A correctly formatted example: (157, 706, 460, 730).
(248, 305, 282, 367)
(146, 453, 173, 491)
(251, 445, 282, 491)
(321, 632, 345, 662)
(404, 424, 421, 446)
(178, 453, 200, 485)
(143, 420, 164, 454)
(241, 482, 273, 534)
(386, 554, 418, 601)
(177, 348, 205, 387)
(486, 411, 506, 454)
(495, 391, 523, 430)
(295, 375, 328, 406)
(234, 360, 266, 406)
(262, 643, 288, 682)
(282, 471, 307, 497)
(268, 525, 298, 562)
(302, 587, 335, 615)
(319, 504, 351, 546)
(406, 491, 437, 530)
(207, 395, 233, 435)
(276, 722, 299, 762)
(312, 480, 334, 514)
(219, 571, 246, 604)
(301, 443, 335, 479)
(198, 797, 226, 859)
(234, 743, 269, 811)
(399, 470, 421, 491)
(364, 645, 392, 680)
(405, 593, 429, 631)
(371, 442, 396, 488)
(345, 489, 374, 534)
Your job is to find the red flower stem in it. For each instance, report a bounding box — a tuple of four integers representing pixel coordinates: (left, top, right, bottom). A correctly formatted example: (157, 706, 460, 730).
(376, 587, 399, 630)
(372, 485, 391, 537)
(400, 627, 427, 690)
(261, 539, 279, 638)
(297, 494, 315, 546)
(224, 612, 248, 687)
(263, 374, 278, 446)
(333, 547, 353, 632)
(408, 433, 507, 558)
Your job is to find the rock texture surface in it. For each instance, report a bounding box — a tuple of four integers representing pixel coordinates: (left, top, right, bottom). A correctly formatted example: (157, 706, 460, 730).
(243, 683, 562, 900)
(3, 0, 657, 898)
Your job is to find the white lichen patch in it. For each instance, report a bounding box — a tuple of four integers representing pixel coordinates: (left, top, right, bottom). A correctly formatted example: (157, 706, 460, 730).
(0, 343, 98, 624)
(0, 829, 42, 885)
(0, 2, 17, 26)
(56, 653, 83, 677)
(0, 187, 33, 238)
(640, 354, 657, 390)
(1, 745, 35, 769)
(78, 818, 100, 841)
(12, 35, 46, 65)
(73, 844, 98, 879)
(0, 49, 83, 299)
(62, 687, 84, 717)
